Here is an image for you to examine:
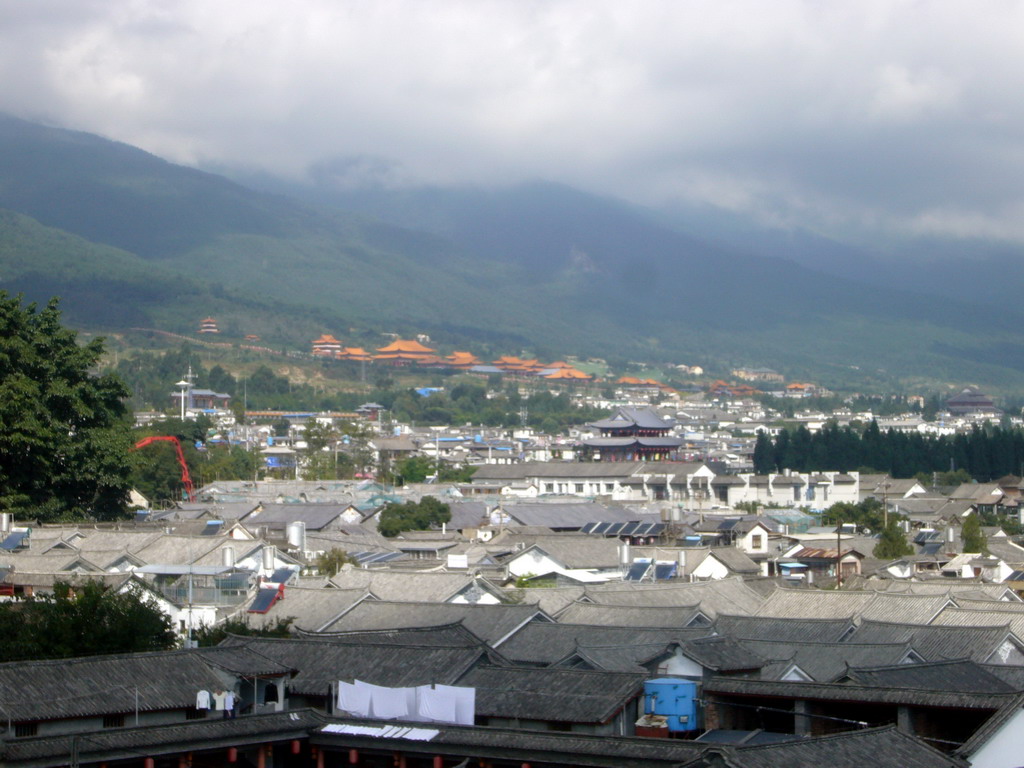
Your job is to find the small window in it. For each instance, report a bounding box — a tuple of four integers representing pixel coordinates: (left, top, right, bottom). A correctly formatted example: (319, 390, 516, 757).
(605, 483, 614, 493)
(186, 708, 208, 720)
(103, 714, 125, 729)
(751, 535, 764, 550)
(575, 484, 584, 493)
(15, 722, 38, 738)
(544, 484, 554, 493)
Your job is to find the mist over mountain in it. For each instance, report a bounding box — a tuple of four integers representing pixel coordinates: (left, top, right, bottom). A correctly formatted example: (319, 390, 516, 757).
(2, 113, 1023, 390)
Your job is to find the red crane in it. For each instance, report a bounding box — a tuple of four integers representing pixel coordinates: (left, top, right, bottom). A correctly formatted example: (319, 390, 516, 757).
(132, 436, 196, 502)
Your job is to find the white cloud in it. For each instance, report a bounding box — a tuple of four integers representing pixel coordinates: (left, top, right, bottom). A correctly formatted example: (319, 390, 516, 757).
(1, 0, 1024, 244)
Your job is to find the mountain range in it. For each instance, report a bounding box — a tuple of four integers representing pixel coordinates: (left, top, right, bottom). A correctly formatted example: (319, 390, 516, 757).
(1, 112, 1022, 392)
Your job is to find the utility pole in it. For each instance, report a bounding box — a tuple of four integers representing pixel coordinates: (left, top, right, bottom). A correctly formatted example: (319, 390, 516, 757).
(836, 517, 843, 589)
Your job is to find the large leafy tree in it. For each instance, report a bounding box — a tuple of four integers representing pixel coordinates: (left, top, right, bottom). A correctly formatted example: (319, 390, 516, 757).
(0, 294, 133, 521)
(378, 496, 451, 537)
(0, 581, 177, 661)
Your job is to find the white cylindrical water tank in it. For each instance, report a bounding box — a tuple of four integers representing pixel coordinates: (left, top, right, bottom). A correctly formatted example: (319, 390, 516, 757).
(222, 546, 235, 567)
(286, 521, 306, 549)
(0, 513, 11, 533)
(620, 542, 631, 565)
(262, 545, 276, 570)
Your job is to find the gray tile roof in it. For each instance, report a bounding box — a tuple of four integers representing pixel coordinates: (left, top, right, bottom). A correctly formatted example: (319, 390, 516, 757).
(585, 577, 766, 617)
(497, 622, 713, 664)
(316, 600, 548, 645)
(555, 601, 704, 628)
(842, 659, 1017, 693)
(848, 619, 1018, 663)
(233, 586, 369, 632)
(705, 674, 1016, 710)
(218, 635, 488, 694)
(457, 664, 645, 723)
(714, 614, 855, 643)
(738, 640, 918, 682)
(326, 569, 501, 603)
(689, 725, 968, 768)
(499, 502, 641, 527)
(0, 650, 227, 721)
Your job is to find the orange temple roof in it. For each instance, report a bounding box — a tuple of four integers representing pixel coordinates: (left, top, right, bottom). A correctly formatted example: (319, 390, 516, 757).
(447, 351, 481, 366)
(545, 367, 592, 380)
(338, 347, 372, 361)
(376, 339, 435, 354)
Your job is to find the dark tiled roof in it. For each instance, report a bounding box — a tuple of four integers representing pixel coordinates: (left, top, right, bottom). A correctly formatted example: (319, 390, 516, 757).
(738, 640, 916, 682)
(841, 659, 1017, 694)
(704, 675, 1016, 709)
(714, 614, 855, 643)
(457, 664, 645, 723)
(497, 622, 713, 664)
(683, 636, 766, 672)
(684, 725, 968, 768)
(847, 619, 1017, 663)
(316, 600, 547, 645)
(0, 650, 226, 722)
(5, 709, 322, 763)
(217, 636, 488, 694)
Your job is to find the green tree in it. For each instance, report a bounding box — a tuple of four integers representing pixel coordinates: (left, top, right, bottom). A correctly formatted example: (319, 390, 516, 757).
(397, 456, 436, 484)
(193, 616, 294, 647)
(961, 513, 988, 554)
(315, 548, 358, 576)
(378, 495, 451, 537)
(0, 580, 177, 661)
(873, 519, 914, 560)
(0, 294, 133, 521)
(302, 420, 339, 480)
(821, 498, 886, 533)
(753, 431, 775, 473)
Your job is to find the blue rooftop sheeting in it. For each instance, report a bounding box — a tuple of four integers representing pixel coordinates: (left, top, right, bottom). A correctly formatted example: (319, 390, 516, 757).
(654, 563, 678, 580)
(351, 551, 406, 565)
(580, 521, 666, 537)
(269, 568, 296, 584)
(248, 587, 280, 614)
(200, 521, 224, 536)
(0, 531, 29, 550)
(626, 560, 652, 581)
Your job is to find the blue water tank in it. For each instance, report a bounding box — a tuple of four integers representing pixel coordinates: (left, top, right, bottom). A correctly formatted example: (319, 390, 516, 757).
(644, 678, 698, 732)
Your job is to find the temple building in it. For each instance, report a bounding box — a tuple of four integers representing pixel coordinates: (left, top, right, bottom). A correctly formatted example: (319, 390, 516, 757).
(579, 406, 683, 462)
(198, 317, 219, 334)
(311, 334, 343, 357)
(946, 387, 1003, 417)
(373, 339, 435, 365)
(337, 346, 372, 362)
(544, 367, 593, 382)
(446, 351, 482, 369)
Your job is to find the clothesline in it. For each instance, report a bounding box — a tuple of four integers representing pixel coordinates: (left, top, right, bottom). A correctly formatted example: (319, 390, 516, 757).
(335, 680, 475, 726)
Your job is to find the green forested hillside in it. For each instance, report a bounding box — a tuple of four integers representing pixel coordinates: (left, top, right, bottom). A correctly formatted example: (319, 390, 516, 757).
(3, 113, 1024, 390)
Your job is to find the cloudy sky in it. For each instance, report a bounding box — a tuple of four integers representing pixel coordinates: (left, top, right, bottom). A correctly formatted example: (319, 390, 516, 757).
(2, 0, 1023, 246)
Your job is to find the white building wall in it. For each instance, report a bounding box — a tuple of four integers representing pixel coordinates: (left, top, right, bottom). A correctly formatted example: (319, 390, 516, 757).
(691, 554, 730, 581)
(967, 707, 1024, 768)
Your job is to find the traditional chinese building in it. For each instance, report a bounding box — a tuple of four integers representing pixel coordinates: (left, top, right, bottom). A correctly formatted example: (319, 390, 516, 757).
(311, 334, 343, 357)
(198, 317, 219, 334)
(580, 406, 683, 461)
(373, 339, 435, 365)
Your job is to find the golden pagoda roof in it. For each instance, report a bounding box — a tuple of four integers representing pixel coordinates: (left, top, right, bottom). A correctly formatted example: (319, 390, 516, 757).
(545, 367, 592, 380)
(376, 339, 435, 354)
(338, 347, 372, 361)
(312, 334, 341, 345)
(447, 351, 481, 363)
